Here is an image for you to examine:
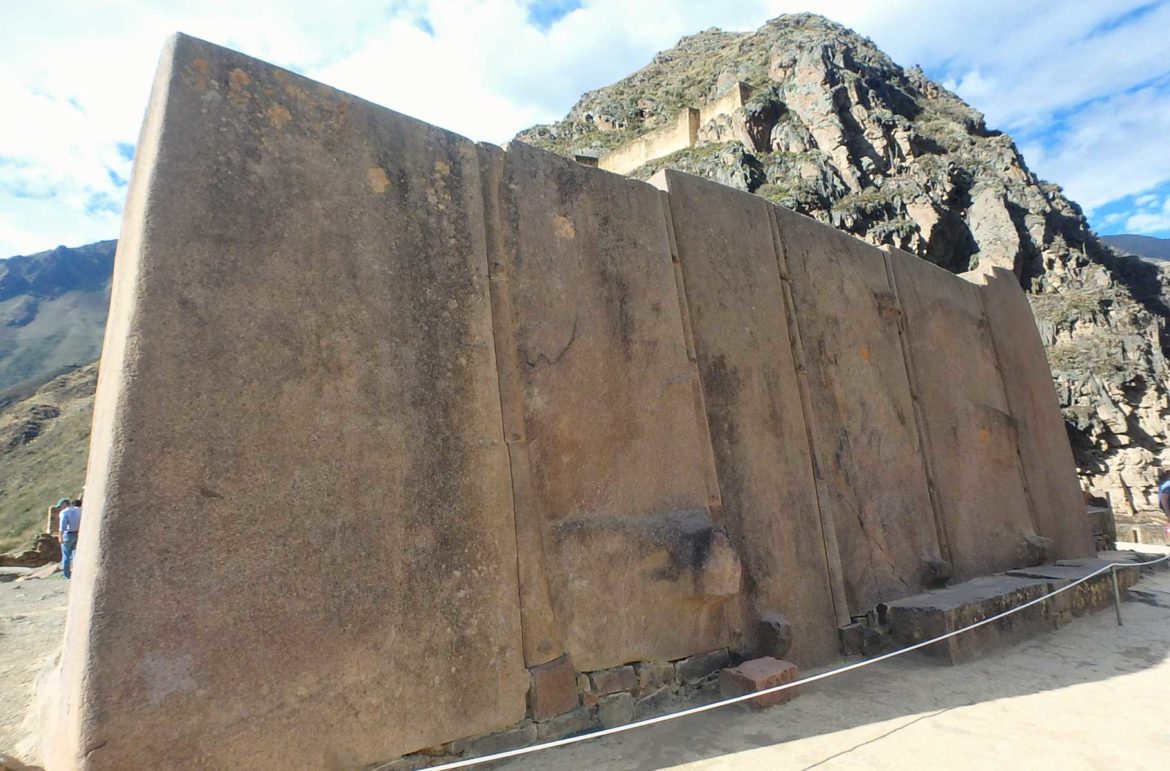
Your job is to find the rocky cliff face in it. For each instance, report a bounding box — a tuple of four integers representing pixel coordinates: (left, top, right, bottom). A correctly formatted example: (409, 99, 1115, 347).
(518, 13, 1169, 516)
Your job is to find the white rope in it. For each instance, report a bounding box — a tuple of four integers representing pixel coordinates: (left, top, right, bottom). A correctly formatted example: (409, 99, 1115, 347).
(415, 554, 1169, 771)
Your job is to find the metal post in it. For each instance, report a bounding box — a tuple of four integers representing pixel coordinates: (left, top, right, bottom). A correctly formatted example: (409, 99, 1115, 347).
(1111, 565, 1123, 626)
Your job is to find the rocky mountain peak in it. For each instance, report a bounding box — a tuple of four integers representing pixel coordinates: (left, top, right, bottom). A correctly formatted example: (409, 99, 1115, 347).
(519, 13, 1170, 517)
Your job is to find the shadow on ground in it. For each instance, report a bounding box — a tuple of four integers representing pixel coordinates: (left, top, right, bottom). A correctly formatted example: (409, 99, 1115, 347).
(500, 560, 1170, 771)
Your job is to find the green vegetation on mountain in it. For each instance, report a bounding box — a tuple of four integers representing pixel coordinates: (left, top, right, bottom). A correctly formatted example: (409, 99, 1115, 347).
(0, 363, 94, 552)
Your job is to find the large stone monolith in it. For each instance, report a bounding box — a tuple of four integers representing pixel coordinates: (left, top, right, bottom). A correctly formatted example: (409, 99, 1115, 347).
(777, 208, 942, 613)
(48, 34, 527, 770)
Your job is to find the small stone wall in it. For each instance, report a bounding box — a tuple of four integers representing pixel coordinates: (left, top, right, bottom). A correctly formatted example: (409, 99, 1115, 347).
(376, 649, 734, 771)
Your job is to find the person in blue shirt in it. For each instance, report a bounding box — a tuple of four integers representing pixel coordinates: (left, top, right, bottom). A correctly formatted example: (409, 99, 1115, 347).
(1159, 474, 1170, 521)
(59, 498, 82, 579)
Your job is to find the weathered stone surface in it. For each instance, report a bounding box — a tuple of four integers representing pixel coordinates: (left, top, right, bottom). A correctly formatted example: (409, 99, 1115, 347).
(597, 692, 636, 728)
(529, 654, 579, 721)
(757, 613, 794, 659)
(718, 657, 800, 709)
(1007, 559, 1140, 617)
(46, 35, 528, 770)
(976, 267, 1096, 561)
(837, 623, 865, 656)
(921, 558, 954, 588)
(888, 249, 1036, 580)
(588, 665, 636, 696)
(886, 575, 1059, 664)
(449, 722, 537, 758)
(633, 686, 680, 719)
(493, 141, 736, 671)
(634, 661, 674, 695)
(576, 673, 599, 707)
(0, 752, 41, 771)
(778, 207, 942, 612)
(655, 170, 842, 666)
(535, 707, 595, 741)
(676, 648, 730, 683)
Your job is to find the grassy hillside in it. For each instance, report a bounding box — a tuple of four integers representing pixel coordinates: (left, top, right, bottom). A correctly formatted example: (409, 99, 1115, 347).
(0, 363, 95, 553)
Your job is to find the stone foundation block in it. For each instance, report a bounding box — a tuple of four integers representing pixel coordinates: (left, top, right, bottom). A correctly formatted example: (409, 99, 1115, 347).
(449, 721, 536, 758)
(633, 687, 679, 719)
(589, 664, 636, 695)
(536, 707, 594, 741)
(528, 654, 579, 721)
(886, 575, 1059, 664)
(676, 648, 729, 683)
(838, 622, 864, 655)
(598, 692, 636, 728)
(719, 657, 800, 710)
(577, 673, 599, 707)
(634, 661, 674, 694)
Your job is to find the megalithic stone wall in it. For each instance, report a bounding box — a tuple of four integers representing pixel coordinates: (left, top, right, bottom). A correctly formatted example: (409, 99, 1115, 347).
(887, 249, 1039, 579)
(48, 35, 530, 770)
(48, 34, 1093, 770)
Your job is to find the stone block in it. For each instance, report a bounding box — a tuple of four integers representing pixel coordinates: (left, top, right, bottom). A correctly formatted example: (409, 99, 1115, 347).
(634, 661, 675, 694)
(577, 673, 599, 708)
(597, 692, 636, 728)
(1007, 559, 1139, 617)
(921, 558, 954, 588)
(757, 613, 794, 659)
(528, 654, 579, 721)
(975, 267, 1095, 561)
(838, 623, 864, 656)
(655, 171, 841, 666)
(45, 34, 529, 771)
(633, 687, 681, 719)
(676, 648, 730, 683)
(450, 722, 537, 758)
(535, 707, 595, 741)
(1024, 535, 1053, 566)
(588, 665, 636, 696)
(888, 249, 1034, 580)
(719, 657, 800, 710)
(494, 143, 733, 672)
(778, 207, 941, 614)
(886, 575, 1060, 664)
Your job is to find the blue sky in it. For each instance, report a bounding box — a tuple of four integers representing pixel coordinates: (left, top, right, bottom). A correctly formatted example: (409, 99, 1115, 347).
(1, 0, 1168, 257)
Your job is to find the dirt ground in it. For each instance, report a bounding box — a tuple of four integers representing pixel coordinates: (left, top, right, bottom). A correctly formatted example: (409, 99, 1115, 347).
(0, 568, 66, 760)
(3, 549, 1169, 769)
(505, 545, 1170, 771)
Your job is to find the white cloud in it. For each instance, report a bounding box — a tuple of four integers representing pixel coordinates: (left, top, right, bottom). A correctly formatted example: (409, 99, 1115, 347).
(1125, 196, 1170, 234)
(1012, 83, 1170, 212)
(2, 0, 1169, 255)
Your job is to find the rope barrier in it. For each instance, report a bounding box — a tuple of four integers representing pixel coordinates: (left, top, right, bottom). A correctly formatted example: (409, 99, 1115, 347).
(414, 554, 1170, 771)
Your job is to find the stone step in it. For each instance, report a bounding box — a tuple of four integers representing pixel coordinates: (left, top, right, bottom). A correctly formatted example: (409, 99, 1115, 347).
(885, 558, 1143, 665)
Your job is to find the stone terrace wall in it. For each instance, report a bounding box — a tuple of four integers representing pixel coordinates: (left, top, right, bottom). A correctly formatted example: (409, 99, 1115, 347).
(598, 108, 699, 174)
(48, 36, 1094, 770)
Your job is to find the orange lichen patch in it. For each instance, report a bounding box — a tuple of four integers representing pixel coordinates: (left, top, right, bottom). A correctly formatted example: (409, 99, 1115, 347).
(267, 104, 292, 129)
(367, 167, 391, 193)
(228, 68, 252, 107)
(552, 215, 576, 240)
(859, 345, 872, 362)
(186, 58, 213, 90)
(978, 428, 991, 444)
(434, 160, 451, 176)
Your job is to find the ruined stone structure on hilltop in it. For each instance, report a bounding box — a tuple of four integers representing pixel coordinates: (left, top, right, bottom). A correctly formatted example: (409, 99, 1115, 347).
(47, 35, 1093, 770)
